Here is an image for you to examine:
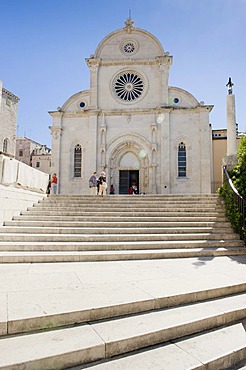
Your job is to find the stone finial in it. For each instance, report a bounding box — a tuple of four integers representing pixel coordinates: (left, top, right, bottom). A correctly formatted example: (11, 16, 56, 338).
(124, 17, 134, 33)
(226, 77, 234, 95)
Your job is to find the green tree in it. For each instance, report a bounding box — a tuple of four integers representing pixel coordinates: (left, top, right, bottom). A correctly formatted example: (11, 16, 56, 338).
(218, 136, 246, 241)
(230, 136, 246, 199)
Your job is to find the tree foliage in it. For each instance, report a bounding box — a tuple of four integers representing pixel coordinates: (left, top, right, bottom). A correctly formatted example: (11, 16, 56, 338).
(218, 136, 246, 242)
(230, 137, 246, 199)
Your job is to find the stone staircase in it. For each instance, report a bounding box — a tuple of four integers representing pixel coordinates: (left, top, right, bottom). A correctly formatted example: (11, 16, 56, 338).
(0, 194, 245, 369)
(0, 194, 245, 262)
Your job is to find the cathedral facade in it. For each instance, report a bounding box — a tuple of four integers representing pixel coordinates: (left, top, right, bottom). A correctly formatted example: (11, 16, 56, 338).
(49, 18, 213, 194)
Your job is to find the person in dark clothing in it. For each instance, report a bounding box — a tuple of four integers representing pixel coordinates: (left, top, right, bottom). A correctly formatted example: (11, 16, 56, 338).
(98, 172, 107, 196)
(109, 184, 115, 194)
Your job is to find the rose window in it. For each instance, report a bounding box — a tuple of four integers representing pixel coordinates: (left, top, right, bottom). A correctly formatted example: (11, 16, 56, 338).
(123, 42, 135, 54)
(113, 72, 145, 102)
(120, 39, 139, 56)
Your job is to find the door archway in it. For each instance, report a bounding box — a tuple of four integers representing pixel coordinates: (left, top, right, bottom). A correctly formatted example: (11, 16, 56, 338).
(107, 139, 150, 194)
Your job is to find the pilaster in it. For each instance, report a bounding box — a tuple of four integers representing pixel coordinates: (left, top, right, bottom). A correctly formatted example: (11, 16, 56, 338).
(49, 112, 63, 192)
(156, 55, 173, 106)
(86, 58, 100, 109)
(150, 122, 158, 193)
(100, 113, 107, 170)
(158, 110, 171, 193)
(88, 114, 99, 173)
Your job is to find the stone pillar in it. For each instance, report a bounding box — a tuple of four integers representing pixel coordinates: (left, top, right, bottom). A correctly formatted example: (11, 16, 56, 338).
(224, 78, 238, 169)
(226, 93, 237, 156)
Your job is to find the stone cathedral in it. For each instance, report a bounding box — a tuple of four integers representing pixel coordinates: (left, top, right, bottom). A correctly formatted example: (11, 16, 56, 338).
(49, 18, 213, 194)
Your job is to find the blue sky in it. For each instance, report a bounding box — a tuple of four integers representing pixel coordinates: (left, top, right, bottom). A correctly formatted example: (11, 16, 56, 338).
(1, 0, 245, 147)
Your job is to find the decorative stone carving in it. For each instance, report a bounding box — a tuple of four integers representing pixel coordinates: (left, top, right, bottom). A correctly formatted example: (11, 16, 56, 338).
(50, 127, 63, 140)
(86, 58, 100, 70)
(155, 56, 173, 72)
(124, 17, 134, 33)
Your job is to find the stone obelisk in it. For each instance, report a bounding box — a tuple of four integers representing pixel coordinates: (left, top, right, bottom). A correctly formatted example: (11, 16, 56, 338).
(223, 77, 238, 169)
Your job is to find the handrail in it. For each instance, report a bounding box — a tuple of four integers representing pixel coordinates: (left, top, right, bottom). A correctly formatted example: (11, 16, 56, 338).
(223, 166, 246, 241)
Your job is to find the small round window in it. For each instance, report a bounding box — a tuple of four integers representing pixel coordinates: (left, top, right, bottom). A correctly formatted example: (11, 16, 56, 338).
(120, 39, 139, 56)
(124, 42, 135, 54)
(173, 98, 180, 104)
(79, 101, 86, 108)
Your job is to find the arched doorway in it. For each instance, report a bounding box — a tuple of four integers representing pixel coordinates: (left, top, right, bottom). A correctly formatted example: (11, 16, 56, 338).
(107, 139, 150, 194)
(119, 152, 139, 194)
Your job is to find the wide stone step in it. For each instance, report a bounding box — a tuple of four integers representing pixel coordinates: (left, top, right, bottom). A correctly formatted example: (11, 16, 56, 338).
(47, 194, 220, 199)
(0, 293, 245, 369)
(0, 232, 241, 242)
(39, 196, 222, 202)
(0, 226, 235, 234)
(4, 220, 233, 228)
(0, 247, 245, 263)
(27, 203, 224, 214)
(67, 323, 246, 370)
(2, 274, 246, 336)
(22, 210, 226, 218)
(34, 200, 222, 209)
(0, 239, 244, 251)
(13, 215, 229, 222)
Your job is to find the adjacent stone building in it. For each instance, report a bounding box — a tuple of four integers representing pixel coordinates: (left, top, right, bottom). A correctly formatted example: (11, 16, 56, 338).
(0, 81, 20, 157)
(49, 18, 214, 194)
(212, 129, 245, 192)
(16, 137, 51, 174)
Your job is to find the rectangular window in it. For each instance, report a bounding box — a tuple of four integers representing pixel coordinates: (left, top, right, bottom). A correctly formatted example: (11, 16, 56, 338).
(19, 150, 23, 156)
(74, 145, 82, 177)
(178, 143, 186, 177)
(3, 139, 8, 153)
(36, 162, 40, 168)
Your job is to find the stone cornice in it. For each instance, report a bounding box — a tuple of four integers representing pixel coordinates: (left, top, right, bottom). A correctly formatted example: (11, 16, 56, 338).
(60, 109, 159, 118)
(96, 58, 172, 68)
(48, 111, 64, 117)
(2, 88, 20, 102)
(160, 105, 214, 113)
(101, 108, 161, 116)
(102, 105, 214, 115)
(49, 105, 213, 118)
(55, 110, 101, 118)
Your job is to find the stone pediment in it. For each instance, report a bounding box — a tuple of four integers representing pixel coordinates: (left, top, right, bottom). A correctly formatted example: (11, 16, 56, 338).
(94, 19, 166, 61)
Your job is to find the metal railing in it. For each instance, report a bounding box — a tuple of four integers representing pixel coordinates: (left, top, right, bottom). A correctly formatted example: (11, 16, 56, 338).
(223, 166, 246, 242)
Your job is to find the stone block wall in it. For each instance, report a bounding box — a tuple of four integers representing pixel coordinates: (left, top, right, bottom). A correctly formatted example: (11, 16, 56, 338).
(0, 184, 46, 226)
(0, 81, 19, 156)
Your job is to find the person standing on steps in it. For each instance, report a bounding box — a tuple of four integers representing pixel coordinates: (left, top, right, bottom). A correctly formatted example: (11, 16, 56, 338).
(109, 184, 115, 195)
(51, 173, 58, 195)
(98, 171, 107, 196)
(89, 171, 98, 195)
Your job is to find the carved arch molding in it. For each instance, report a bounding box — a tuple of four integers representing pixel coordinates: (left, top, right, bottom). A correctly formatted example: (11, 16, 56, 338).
(107, 139, 150, 194)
